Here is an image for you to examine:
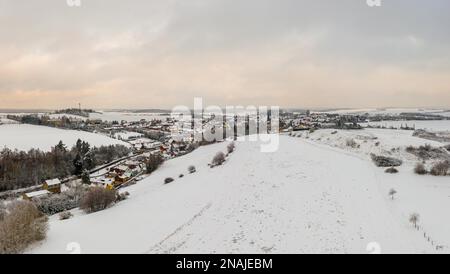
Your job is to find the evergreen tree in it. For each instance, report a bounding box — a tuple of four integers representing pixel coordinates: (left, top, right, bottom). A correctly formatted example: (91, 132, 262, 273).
(81, 169, 91, 184)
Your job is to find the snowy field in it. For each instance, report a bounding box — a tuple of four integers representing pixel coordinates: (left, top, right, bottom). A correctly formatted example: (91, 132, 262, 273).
(362, 120, 450, 132)
(30, 133, 449, 254)
(113, 131, 143, 140)
(316, 108, 450, 116)
(89, 112, 170, 122)
(0, 124, 129, 152)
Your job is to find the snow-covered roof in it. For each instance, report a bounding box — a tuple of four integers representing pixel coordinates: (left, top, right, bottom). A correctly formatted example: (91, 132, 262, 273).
(25, 190, 51, 198)
(45, 178, 61, 186)
(92, 177, 115, 185)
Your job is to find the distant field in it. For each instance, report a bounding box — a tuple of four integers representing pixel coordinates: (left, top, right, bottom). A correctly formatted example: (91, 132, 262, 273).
(89, 111, 170, 122)
(362, 120, 450, 132)
(0, 124, 130, 152)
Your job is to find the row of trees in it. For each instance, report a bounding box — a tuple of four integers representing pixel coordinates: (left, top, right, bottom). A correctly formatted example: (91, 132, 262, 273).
(0, 140, 131, 191)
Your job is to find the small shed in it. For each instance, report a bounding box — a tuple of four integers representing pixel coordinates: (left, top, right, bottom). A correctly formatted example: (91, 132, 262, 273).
(23, 190, 51, 201)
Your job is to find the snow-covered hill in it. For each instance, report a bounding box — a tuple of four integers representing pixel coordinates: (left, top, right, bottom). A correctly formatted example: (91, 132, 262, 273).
(30, 133, 450, 254)
(0, 124, 129, 152)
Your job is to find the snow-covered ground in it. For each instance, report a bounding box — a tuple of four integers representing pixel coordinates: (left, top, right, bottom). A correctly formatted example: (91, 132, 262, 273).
(0, 124, 130, 152)
(89, 112, 170, 122)
(30, 133, 449, 254)
(315, 108, 449, 116)
(363, 120, 450, 132)
(113, 131, 143, 140)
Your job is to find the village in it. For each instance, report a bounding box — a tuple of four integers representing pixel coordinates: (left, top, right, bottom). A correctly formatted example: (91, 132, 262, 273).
(7, 108, 450, 204)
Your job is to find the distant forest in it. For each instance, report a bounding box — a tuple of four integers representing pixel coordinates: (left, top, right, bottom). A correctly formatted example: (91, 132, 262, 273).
(0, 140, 131, 192)
(54, 108, 97, 117)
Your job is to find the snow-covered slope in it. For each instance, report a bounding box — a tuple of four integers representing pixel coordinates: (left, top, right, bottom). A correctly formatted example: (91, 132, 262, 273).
(31, 135, 446, 254)
(0, 124, 129, 151)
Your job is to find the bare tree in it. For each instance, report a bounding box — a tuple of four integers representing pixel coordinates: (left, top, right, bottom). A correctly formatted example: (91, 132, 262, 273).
(389, 188, 397, 200)
(80, 187, 116, 213)
(409, 213, 420, 229)
(0, 201, 48, 254)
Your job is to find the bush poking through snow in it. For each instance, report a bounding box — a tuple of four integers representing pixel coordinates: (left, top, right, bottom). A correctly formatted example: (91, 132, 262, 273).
(188, 165, 196, 174)
(179, 174, 184, 178)
(406, 144, 449, 161)
(414, 163, 428, 175)
(116, 191, 130, 202)
(389, 188, 397, 200)
(164, 177, 174, 184)
(211, 152, 226, 167)
(80, 187, 116, 214)
(385, 167, 399, 174)
(370, 154, 402, 167)
(59, 211, 73, 220)
(227, 142, 236, 154)
(430, 161, 450, 176)
(34, 185, 87, 215)
(0, 201, 48, 254)
(346, 139, 358, 148)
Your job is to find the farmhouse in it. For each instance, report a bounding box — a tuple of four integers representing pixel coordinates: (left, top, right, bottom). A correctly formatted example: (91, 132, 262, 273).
(110, 165, 130, 175)
(91, 177, 116, 190)
(43, 178, 62, 193)
(23, 190, 51, 201)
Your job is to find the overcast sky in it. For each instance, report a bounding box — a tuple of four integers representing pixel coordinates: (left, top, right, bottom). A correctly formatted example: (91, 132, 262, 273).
(1, 0, 449, 109)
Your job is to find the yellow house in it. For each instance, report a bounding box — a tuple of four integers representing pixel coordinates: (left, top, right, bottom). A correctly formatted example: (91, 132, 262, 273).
(43, 178, 62, 194)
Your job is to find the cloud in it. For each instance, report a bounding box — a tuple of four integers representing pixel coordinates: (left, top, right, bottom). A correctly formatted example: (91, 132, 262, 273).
(0, 0, 449, 109)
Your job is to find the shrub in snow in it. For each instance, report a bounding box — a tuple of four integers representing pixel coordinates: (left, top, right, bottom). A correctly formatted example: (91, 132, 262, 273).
(80, 187, 116, 214)
(227, 142, 236, 154)
(188, 165, 196, 174)
(374, 141, 380, 147)
(414, 163, 428, 175)
(406, 145, 449, 161)
(430, 161, 449, 176)
(59, 211, 73, 220)
(370, 154, 402, 167)
(331, 131, 338, 135)
(164, 177, 174, 184)
(346, 139, 358, 148)
(385, 167, 399, 174)
(179, 174, 184, 178)
(211, 152, 226, 167)
(115, 191, 130, 202)
(35, 193, 80, 215)
(389, 189, 397, 200)
(0, 201, 48, 254)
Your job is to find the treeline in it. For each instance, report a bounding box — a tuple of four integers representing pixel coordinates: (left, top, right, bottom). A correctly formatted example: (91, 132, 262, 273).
(7, 114, 84, 130)
(54, 108, 96, 118)
(0, 140, 131, 192)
